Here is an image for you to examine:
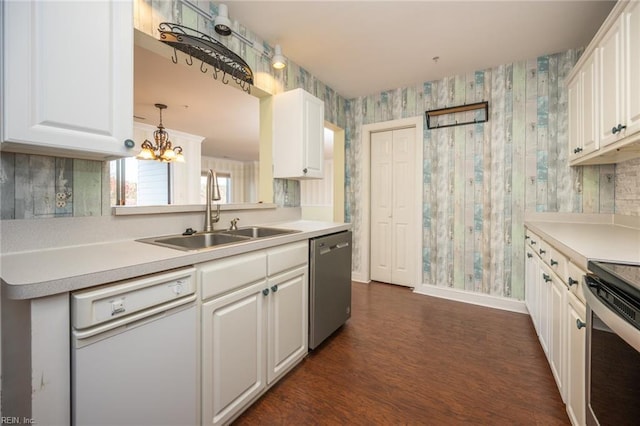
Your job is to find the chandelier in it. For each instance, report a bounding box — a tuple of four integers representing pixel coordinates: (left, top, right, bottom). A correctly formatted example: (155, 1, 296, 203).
(137, 103, 184, 162)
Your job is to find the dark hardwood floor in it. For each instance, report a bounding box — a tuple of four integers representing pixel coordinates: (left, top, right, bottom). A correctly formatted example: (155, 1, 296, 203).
(233, 281, 569, 425)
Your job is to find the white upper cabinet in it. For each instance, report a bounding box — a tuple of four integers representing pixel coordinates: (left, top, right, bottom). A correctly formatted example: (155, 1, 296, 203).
(568, 53, 598, 161)
(1, 0, 134, 160)
(624, 0, 640, 137)
(598, 15, 624, 147)
(568, 1, 640, 165)
(273, 88, 324, 179)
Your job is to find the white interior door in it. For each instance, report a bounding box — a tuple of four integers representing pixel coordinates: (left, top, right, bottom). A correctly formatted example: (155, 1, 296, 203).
(370, 128, 416, 286)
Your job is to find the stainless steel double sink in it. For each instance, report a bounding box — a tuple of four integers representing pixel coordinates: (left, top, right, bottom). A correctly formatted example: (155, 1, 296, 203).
(137, 226, 300, 251)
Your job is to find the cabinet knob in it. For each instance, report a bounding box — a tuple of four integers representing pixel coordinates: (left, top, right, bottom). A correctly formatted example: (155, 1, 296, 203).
(527, 253, 533, 259)
(573, 147, 583, 154)
(568, 277, 579, 287)
(531, 240, 537, 245)
(525, 236, 530, 240)
(124, 139, 135, 149)
(550, 259, 558, 266)
(271, 285, 279, 293)
(576, 319, 586, 330)
(303, 168, 308, 174)
(539, 248, 546, 255)
(542, 273, 552, 283)
(262, 288, 270, 296)
(612, 124, 627, 134)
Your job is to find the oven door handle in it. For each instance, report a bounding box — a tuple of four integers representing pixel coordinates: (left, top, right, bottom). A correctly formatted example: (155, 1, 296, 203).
(583, 278, 640, 353)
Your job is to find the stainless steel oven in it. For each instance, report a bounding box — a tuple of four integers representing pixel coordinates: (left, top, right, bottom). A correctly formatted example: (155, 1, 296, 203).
(584, 261, 640, 426)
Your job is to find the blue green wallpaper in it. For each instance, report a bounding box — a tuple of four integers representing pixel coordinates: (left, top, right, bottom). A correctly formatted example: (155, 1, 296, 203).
(344, 50, 621, 300)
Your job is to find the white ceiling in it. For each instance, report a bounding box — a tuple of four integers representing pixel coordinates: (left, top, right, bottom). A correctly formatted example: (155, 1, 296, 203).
(226, 0, 616, 98)
(134, 0, 615, 162)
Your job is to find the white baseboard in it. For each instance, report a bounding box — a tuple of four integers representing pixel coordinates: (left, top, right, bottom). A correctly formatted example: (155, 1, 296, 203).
(413, 283, 528, 314)
(351, 272, 370, 284)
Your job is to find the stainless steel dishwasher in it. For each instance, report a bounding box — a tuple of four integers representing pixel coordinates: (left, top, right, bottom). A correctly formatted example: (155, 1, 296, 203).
(71, 267, 198, 426)
(309, 230, 352, 349)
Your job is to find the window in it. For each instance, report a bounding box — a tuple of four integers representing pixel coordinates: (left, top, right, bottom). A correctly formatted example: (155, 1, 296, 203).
(110, 158, 170, 206)
(200, 172, 231, 204)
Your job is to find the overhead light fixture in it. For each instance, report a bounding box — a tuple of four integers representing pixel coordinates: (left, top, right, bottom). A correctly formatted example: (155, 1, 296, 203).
(214, 4, 232, 36)
(271, 44, 286, 70)
(137, 104, 185, 163)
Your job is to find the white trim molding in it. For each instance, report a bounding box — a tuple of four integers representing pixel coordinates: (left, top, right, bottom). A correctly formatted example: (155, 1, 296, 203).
(414, 284, 528, 314)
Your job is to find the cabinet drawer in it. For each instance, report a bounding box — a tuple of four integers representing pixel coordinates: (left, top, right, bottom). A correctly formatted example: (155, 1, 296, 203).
(548, 247, 568, 283)
(267, 241, 308, 276)
(199, 251, 267, 300)
(537, 238, 550, 264)
(526, 230, 541, 249)
(567, 261, 586, 303)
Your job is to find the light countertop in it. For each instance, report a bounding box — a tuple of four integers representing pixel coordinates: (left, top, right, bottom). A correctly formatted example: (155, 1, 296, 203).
(525, 214, 640, 270)
(0, 220, 350, 300)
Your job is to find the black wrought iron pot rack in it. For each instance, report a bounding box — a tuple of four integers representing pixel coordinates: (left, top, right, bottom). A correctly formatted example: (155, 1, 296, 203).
(158, 22, 254, 93)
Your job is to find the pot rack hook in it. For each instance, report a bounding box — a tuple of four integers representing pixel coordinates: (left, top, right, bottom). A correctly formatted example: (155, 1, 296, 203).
(171, 48, 178, 64)
(200, 60, 208, 73)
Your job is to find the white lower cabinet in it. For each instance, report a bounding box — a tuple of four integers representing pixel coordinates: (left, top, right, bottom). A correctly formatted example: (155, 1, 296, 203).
(524, 227, 587, 425)
(565, 291, 587, 426)
(525, 246, 540, 334)
(199, 242, 308, 425)
(202, 279, 268, 426)
(267, 266, 308, 384)
(538, 268, 551, 356)
(549, 271, 566, 401)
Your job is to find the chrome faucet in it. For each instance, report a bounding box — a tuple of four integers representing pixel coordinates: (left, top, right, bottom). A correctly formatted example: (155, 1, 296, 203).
(204, 169, 221, 232)
(229, 217, 240, 230)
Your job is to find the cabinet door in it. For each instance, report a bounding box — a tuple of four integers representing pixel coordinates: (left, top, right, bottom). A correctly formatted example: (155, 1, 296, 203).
(569, 55, 599, 161)
(202, 280, 268, 426)
(273, 89, 324, 179)
(525, 247, 538, 329)
(625, 0, 640, 136)
(565, 292, 586, 426)
(581, 54, 599, 155)
(599, 16, 624, 147)
(302, 92, 325, 178)
(549, 275, 566, 402)
(567, 76, 582, 160)
(267, 266, 308, 384)
(539, 267, 552, 356)
(2, 1, 133, 160)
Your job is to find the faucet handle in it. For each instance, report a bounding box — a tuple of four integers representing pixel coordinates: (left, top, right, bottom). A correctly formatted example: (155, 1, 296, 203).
(230, 217, 240, 230)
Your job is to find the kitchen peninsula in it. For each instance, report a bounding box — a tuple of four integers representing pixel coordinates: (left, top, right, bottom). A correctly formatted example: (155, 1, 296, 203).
(1, 217, 350, 424)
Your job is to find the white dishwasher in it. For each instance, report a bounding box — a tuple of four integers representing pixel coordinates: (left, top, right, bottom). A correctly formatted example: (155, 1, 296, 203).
(71, 267, 198, 426)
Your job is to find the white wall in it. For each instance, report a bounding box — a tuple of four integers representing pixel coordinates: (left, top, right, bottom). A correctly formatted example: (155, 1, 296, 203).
(201, 156, 258, 204)
(301, 159, 334, 221)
